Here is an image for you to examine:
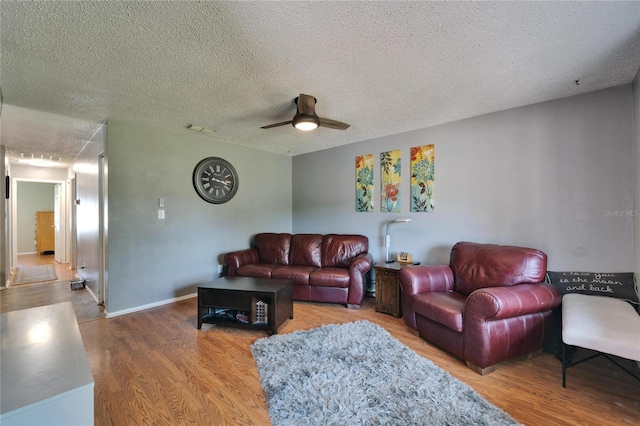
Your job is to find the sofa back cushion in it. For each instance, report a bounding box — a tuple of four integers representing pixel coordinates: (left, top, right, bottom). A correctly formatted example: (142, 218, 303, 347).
(253, 233, 291, 265)
(321, 234, 368, 268)
(451, 242, 547, 296)
(289, 234, 323, 267)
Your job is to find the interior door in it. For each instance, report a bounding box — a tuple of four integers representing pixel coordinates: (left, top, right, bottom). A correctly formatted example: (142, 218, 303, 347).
(54, 183, 62, 262)
(36, 211, 54, 254)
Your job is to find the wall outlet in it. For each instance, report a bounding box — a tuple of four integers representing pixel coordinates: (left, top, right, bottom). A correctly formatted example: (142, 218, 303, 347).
(217, 264, 224, 274)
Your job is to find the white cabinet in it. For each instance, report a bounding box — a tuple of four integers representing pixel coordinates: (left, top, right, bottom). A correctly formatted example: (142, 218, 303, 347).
(1, 302, 94, 425)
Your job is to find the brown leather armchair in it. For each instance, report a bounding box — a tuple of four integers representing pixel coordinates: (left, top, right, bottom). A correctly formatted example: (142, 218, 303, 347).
(399, 242, 561, 375)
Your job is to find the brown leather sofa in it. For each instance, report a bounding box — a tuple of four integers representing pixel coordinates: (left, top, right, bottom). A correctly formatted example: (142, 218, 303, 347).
(224, 233, 373, 309)
(399, 241, 562, 375)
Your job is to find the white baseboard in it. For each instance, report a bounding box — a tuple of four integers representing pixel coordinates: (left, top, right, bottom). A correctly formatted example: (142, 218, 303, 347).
(85, 285, 100, 304)
(17, 251, 37, 255)
(105, 292, 197, 318)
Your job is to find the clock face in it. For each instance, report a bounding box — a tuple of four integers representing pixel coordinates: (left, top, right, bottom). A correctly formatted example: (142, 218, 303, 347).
(193, 157, 239, 204)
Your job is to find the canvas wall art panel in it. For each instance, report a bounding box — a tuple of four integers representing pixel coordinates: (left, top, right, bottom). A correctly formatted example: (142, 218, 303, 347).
(355, 154, 374, 212)
(410, 144, 434, 212)
(380, 149, 402, 212)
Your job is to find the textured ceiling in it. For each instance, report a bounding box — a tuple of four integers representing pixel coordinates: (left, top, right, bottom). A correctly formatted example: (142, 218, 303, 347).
(2, 1, 640, 167)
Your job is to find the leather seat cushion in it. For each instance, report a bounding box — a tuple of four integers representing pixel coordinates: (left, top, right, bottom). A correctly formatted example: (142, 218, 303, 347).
(413, 292, 466, 332)
(272, 266, 317, 285)
(309, 268, 350, 288)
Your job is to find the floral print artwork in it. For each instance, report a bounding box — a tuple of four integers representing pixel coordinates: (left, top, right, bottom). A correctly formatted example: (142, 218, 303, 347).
(355, 154, 374, 212)
(410, 144, 434, 212)
(380, 150, 401, 212)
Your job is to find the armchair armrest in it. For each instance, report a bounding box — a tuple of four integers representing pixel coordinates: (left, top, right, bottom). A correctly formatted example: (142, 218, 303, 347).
(463, 283, 562, 369)
(398, 265, 454, 297)
(465, 283, 562, 320)
(398, 265, 454, 330)
(346, 253, 374, 308)
(223, 248, 259, 276)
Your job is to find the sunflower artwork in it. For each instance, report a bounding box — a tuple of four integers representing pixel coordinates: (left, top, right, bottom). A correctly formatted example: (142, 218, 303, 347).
(355, 154, 374, 212)
(410, 144, 435, 212)
(380, 150, 402, 212)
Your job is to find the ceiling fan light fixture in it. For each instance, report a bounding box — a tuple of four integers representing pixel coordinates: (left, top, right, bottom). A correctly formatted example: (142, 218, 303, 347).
(292, 115, 320, 131)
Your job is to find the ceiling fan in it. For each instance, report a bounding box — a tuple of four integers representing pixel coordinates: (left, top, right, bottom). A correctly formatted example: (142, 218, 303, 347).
(261, 94, 350, 131)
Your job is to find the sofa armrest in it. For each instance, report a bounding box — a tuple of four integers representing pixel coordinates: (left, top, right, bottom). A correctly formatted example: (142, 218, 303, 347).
(350, 253, 373, 275)
(398, 265, 454, 296)
(346, 253, 374, 307)
(224, 248, 260, 276)
(465, 283, 562, 320)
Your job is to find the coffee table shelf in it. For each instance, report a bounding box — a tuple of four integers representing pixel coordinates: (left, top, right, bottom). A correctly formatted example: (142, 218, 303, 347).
(197, 277, 293, 335)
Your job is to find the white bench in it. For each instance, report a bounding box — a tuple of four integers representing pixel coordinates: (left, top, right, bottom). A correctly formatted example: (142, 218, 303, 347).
(562, 293, 640, 387)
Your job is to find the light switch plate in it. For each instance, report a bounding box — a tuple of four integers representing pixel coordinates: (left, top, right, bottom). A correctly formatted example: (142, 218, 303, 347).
(158, 209, 165, 219)
(158, 197, 164, 208)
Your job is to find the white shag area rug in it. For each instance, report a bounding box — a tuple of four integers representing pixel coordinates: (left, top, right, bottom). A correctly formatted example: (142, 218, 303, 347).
(251, 320, 520, 426)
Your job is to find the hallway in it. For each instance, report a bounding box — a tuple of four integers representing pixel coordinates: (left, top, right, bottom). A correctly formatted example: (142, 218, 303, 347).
(1, 254, 104, 323)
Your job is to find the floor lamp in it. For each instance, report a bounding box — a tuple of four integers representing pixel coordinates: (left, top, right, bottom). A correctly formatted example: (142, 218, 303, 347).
(384, 218, 412, 263)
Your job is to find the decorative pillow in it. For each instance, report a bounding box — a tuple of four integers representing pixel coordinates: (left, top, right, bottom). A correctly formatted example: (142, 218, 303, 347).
(546, 271, 638, 305)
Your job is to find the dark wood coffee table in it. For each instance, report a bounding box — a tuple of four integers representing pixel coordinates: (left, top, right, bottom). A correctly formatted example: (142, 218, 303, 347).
(197, 276, 293, 335)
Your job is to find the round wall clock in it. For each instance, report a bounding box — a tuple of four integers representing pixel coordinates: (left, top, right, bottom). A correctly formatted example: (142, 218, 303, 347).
(192, 157, 239, 204)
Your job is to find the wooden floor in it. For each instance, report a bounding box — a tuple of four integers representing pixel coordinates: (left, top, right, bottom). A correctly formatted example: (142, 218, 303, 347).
(77, 297, 640, 426)
(1, 254, 105, 323)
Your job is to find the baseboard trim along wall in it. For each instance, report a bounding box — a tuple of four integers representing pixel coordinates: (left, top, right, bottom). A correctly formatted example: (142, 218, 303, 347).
(86, 285, 100, 305)
(105, 292, 197, 318)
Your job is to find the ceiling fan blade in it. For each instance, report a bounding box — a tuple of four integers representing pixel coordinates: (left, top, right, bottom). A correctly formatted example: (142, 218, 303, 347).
(261, 120, 293, 129)
(296, 94, 317, 116)
(319, 117, 350, 130)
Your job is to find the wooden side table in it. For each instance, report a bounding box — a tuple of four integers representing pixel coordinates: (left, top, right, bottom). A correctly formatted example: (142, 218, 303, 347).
(374, 263, 409, 317)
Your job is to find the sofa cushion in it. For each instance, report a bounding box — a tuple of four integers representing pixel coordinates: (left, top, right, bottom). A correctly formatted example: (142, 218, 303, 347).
(253, 233, 291, 265)
(309, 268, 350, 288)
(289, 234, 323, 267)
(272, 266, 317, 285)
(451, 242, 547, 296)
(321, 234, 368, 268)
(413, 292, 466, 332)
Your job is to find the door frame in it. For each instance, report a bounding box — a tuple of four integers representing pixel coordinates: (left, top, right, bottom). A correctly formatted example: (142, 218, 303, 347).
(98, 153, 108, 306)
(11, 177, 68, 268)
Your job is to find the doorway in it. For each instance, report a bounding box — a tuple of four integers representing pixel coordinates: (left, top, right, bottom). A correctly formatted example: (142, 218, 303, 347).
(11, 178, 67, 272)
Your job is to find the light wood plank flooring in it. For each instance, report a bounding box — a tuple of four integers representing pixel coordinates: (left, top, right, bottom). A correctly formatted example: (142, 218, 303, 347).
(78, 296, 639, 426)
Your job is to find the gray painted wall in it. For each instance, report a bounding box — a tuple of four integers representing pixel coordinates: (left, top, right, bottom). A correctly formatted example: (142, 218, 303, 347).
(73, 123, 107, 300)
(293, 85, 635, 273)
(16, 182, 55, 253)
(106, 120, 292, 314)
